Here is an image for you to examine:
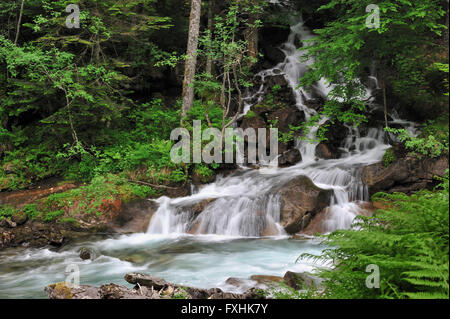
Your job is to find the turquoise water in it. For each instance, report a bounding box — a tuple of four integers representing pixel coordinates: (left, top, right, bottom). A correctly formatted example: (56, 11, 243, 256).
(0, 234, 324, 299)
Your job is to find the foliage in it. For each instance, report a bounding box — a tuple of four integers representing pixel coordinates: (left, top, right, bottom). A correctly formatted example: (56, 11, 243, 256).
(300, 0, 448, 126)
(382, 148, 397, 167)
(386, 120, 449, 158)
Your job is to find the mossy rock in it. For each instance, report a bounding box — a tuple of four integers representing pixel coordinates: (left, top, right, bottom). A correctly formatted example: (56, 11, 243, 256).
(382, 148, 397, 167)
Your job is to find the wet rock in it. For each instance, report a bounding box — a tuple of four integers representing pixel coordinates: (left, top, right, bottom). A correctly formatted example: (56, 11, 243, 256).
(362, 154, 448, 195)
(259, 27, 290, 65)
(318, 120, 348, 159)
(225, 277, 248, 287)
(315, 143, 337, 160)
(110, 200, 158, 234)
(279, 149, 302, 167)
(250, 275, 284, 285)
(124, 273, 169, 290)
(283, 271, 317, 290)
(242, 287, 268, 299)
(79, 248, 92, 260)
(187, 199, 216, 216)
(185, 287, 213, 299)
(11, 213, 28, 225)
(279, 176, 333, 234)
(301, 202, 373, 236)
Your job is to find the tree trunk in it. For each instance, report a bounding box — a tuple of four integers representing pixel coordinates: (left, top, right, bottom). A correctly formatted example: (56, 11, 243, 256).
(206, 0, 214, 75)
(245, 11, 259, 62)
(14, 0, 25, 45)
(445, 0, 449, 52)
(181, 0, 202, 123)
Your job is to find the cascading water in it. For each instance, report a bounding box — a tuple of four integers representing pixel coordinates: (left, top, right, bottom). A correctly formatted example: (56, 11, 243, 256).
(146, 16, 405, 237)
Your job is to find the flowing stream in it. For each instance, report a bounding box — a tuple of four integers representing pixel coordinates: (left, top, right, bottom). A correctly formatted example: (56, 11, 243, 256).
(0, 13, 416, 299)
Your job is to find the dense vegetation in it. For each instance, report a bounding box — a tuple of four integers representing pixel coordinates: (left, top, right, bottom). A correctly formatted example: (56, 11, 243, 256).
(0, 0, 448, 299)
(298, 173, 449, 299)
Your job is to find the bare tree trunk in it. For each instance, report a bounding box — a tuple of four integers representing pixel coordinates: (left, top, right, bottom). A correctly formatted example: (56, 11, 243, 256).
(245, 11, 259, 62)
(445, 0, 449, 52)
(181, 0, 202, 123)
(382, 79, 388, 129)
(206, 0, 214, 75)
(14, 0, 25, 45)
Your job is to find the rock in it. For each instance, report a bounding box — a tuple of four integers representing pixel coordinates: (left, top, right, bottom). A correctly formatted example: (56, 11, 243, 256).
(315, 143, 337, 160)
(79, 248, 92, 260)
(362, 155, 448, 195)
(11, 213, 28, 225)
(225, 277, 248, 287)
(279, 176, 333, 234)
(283, 271, 317, 290)
(110, 200, 158, 234)
(124, 273, 169, 290)
(100, 283, 148, 299)
(184, 287, 213, 299)
(242, 287, 267, 299)
(45, 282, 101, 299)
(187, 199, 215, 216)
(46, 274, 261, 300)
(318, 120, 348, 159)
(250, 275, 284, 285)
(259, 27, 290, 65)
(0, 218, 17, 228)
(279, 149, 302, 167)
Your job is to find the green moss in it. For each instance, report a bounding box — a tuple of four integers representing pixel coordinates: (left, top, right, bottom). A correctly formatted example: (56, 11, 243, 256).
(244, 110, 256, 119)
(0, 205, 19, 219)
(382, 148, 397, 167)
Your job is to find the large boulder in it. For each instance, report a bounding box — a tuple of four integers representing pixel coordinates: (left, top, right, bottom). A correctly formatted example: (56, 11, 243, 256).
(109, 200, 158, 234)
(279, 176, 333, 234)
(362, 154, 448, 195)
(124, 273, 170, 290)
(279, 149, 302, 167)
(283, 271, 320, 290)
(317, 120, 349, 159)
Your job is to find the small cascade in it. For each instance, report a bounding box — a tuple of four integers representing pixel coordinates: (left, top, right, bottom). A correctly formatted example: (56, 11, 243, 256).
(146, 14, 416, 238)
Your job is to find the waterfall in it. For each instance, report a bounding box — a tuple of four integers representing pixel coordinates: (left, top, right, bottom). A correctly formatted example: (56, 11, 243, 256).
(146, 15, 416, 237)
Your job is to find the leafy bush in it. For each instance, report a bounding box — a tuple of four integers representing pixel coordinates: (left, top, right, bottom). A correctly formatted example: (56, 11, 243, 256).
(386, 124, 449, 158)
(382, 148, 397, 167)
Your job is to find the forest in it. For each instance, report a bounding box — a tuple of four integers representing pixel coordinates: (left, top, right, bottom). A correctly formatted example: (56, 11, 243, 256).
(0, 0, 448, 301)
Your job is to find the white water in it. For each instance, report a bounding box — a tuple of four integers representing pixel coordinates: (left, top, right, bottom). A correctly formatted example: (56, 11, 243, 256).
(147, 17, 400, 238)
